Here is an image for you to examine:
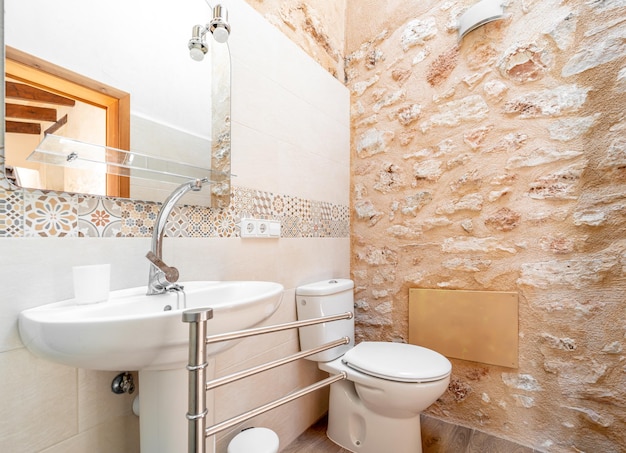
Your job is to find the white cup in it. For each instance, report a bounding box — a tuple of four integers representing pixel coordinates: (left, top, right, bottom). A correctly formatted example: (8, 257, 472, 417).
(73, 264, 111, 304)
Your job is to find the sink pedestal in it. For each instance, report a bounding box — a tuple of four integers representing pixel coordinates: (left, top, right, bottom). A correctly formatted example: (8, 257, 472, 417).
(139, 362, 216, 453)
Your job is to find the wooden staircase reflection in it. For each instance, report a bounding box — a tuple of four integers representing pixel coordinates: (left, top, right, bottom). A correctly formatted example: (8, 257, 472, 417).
(4, 46, 131, 197)
(5, 80, 74, 136)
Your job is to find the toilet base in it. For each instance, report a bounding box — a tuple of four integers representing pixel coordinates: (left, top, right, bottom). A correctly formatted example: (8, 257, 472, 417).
(325, 378, 423, 453)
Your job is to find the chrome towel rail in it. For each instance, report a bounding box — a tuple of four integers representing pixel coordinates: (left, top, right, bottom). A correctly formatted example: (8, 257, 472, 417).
(206, 336, 349, 391)
(204, 311, 353, 344)
(205, 372, 346, 438)
(182, 308, 352, 453)
(183, 308, 213, 453)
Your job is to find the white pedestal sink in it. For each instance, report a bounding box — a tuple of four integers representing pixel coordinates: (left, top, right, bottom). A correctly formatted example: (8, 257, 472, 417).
(19, 280, 284, 453)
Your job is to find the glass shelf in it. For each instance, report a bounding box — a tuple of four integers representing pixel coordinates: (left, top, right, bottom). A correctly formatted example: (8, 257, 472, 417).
(27, 134, 230, 186)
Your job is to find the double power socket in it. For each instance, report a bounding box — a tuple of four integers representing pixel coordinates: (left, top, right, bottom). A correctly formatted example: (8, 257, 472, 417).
(240, 218, 281, 238)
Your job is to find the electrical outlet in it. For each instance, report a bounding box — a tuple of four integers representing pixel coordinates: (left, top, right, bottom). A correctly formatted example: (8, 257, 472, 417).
(240, 219, 257, 238)
(257, 221, 269, 237)
(239, 218, 280, 239)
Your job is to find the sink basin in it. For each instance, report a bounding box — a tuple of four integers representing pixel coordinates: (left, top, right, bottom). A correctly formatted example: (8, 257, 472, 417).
(18, 281, 284, 371)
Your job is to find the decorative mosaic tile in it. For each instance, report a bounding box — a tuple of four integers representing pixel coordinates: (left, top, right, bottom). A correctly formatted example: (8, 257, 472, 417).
(0, 188, 24, 237)
(311, 222, 322, 238)
(185, 206, 216, 238)
(311, 200, 322, 221)
(340, 205, 350, 222)
(284, 195, 302, 218)
(0, 183, 349, 239)
(272, 194, 286, 217)
(166, 206, 190, 238)
(300, 219, 313, 238)
(252, 189, 273, 217)
(322, 202, 333, 219)
(24, 190, 78, 237)
(214, 208, 237, 237)
(302, 199, 312, 222)
(232, 186, 255, 218)
(77, 196, 123, 237)
(281, 216, 301, 238)
(120, 201, 159, 237)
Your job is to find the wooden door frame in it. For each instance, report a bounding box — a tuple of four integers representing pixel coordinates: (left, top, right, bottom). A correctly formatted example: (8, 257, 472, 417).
(5, 46, 130, 197)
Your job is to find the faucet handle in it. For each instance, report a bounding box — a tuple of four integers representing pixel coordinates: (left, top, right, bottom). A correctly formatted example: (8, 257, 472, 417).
(146, 251, 180, 283)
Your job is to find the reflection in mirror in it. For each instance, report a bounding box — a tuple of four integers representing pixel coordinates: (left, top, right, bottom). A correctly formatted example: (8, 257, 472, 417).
(209, 25, 232, 207)
(5, 48, 131, 198)
(2, 0, 231, 207)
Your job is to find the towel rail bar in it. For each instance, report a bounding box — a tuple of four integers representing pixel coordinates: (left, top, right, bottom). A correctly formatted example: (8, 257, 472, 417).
(182, 307, 350, 453)
(206, 336, 349, 391)
(205, 372, 346, 438)
(204, 311, 353, 344)
(183, 308, 213, 453)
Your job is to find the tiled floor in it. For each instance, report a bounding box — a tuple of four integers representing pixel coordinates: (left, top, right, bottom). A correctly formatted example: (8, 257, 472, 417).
(281, 415, 540, 453)
(281, 416, 349, 453)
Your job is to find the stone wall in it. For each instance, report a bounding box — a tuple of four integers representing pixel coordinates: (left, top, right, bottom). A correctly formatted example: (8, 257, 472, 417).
(248, 0, 625, 450)
(242, 0, 346, 79)
(345, 0, 626, 451)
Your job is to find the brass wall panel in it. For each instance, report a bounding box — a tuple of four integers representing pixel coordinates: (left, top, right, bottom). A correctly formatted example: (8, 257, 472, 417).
(409, 289, 518, 368)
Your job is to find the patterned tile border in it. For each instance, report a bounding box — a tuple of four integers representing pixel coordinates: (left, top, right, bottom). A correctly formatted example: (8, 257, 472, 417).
(0, 188, 23, 237)
(78, 196, 123, 237)
(24, 190, 78, 237)
(0, 185, 349, 239)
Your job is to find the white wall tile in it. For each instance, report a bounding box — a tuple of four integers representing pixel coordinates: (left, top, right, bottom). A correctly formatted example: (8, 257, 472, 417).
(39, 416, 139, 453)
(228, 0, 349, 127)
(229, 0, 350, 204)
(0, 349, 78, 452)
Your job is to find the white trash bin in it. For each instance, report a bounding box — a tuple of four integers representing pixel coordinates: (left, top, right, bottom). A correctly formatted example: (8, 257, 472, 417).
(227, 427, 279, 453)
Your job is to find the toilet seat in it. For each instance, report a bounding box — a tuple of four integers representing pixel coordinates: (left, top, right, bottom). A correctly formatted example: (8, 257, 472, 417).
(342, 342, 451, 383)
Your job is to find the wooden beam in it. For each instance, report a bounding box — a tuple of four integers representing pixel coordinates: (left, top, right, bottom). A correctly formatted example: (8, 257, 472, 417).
(6, 120, 41, 135)
(44, 114, 68, 135)
(6, 47, 128, 108)
(6, 81, 76, 106)
(6, 103, 57, 122)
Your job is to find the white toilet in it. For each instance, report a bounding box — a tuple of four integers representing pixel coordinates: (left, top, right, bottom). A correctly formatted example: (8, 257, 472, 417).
(296, 279, 451, 453)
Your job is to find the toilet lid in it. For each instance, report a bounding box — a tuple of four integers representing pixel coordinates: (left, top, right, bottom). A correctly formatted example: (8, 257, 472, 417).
(342, 342, 451, 383)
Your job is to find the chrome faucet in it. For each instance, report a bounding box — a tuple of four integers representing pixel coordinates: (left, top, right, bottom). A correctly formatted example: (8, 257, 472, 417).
(146, 178, 209, 295)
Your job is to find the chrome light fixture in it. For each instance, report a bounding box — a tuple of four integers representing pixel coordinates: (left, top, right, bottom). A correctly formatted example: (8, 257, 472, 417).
(209, 5, 230, 44)
(188, 25, 210, 61)
(187, 4, 231, 61)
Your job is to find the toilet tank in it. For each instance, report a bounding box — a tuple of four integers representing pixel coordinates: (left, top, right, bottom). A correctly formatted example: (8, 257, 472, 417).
(296, 279, 355, 362)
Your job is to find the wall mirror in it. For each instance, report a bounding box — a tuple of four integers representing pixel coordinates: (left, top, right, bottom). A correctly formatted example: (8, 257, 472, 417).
(1, 0, 231, 207)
